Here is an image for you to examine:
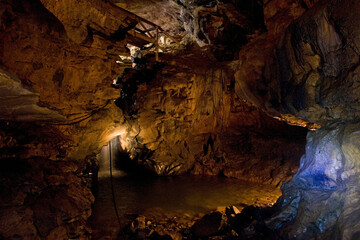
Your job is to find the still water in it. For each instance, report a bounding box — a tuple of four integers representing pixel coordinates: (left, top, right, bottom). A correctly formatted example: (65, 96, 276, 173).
(89, 174, 281, 238)
(90, 140, 281, 238)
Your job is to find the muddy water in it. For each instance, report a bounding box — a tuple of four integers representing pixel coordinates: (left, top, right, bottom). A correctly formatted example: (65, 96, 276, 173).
(89, 174, 281, 239)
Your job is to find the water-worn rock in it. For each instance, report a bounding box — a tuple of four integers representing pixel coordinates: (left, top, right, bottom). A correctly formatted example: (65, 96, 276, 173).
(236, 0, 360, 126)
(130, 216, 146, 232)
(265, 121, 360, 239)
(5, 0, 357, 239)
(232, 0, 360, 238)
(0, 69, 65, 122)
(0, 0, 307, 181)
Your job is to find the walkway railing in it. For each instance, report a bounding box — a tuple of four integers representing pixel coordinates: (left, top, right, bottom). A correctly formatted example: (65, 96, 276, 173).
(111, 3, 181, 61)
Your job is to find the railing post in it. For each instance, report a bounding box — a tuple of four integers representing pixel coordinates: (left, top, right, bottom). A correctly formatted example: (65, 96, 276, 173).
(155, 26, 159, 61)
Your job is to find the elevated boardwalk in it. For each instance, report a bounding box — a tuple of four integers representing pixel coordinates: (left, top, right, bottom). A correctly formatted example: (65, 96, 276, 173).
(110, 2, 181, 60)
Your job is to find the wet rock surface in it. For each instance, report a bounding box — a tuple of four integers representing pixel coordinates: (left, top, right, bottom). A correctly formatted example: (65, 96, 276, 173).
(264, 121, 360, 239)
(0, 1, 307, 238)
(122, 205, 277, 240)
(192, 211, 227, 237)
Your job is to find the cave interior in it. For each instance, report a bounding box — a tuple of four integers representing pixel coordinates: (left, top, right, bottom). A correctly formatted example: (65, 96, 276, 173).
(0, 0, 360, 239)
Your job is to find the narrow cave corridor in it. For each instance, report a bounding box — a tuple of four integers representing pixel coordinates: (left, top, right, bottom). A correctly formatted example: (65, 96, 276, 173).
(1, 0, 360, 239)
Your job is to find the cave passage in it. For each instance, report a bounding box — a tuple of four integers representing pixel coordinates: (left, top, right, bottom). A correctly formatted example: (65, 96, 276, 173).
(89, 138, 282, 238)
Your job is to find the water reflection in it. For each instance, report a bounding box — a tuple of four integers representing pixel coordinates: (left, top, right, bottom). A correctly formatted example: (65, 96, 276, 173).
(90, 140, 281, 238)
(90, 174, 281, 238)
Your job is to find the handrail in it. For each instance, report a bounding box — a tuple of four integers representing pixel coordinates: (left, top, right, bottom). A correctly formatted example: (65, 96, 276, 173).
(109, 2, 181, 60)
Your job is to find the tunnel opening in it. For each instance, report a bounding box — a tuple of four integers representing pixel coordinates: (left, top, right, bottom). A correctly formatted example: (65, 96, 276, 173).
(96, 136, 155, 180)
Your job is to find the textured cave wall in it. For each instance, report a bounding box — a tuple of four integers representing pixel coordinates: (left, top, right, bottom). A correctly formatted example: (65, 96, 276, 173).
(233, 0, 360, 238)
(235, 0, 360, 125)
(235, 0, 320, 124)
(0, 69, 65, 121)
(0, 0, 128, 239)
(121, 53, 307, 185)
(263, 0, 360, 125)
(0, 0, 314, 239)
(266, 121, 360, 239)
(0, 121, 95, 240)
(177, 0, 266, 60)
(0, 0, 128, 160)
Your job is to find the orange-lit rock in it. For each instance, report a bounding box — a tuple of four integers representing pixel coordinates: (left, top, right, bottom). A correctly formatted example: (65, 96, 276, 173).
(2, 0, 341, 239)
(114, 53, 308, 186)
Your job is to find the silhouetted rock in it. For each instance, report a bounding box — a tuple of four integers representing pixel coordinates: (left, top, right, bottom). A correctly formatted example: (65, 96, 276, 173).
(192, 211, 227, 237)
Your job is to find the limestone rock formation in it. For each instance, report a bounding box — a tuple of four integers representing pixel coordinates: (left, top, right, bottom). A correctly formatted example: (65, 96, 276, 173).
(0, 121, 95, 240)
(0, 69, 65, 121)
(236, 0, 360, 126)
(266, 121, 360, 239)
(4, 0, 359, 239)
(111, 54, 307, 185)
(0, 0, 308, 239)
(232, 0, 360, 239)
(177, 0, 265, 60)
(0, 0, 126, 160)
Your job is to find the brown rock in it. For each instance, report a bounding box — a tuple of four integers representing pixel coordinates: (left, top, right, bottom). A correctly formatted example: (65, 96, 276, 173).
(0, 207, 39, 240)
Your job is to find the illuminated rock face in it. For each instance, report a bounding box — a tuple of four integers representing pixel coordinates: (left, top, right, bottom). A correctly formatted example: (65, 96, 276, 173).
(0, 0, 127, 160)
(0, 69, 65, 121)
(125, 58, 306, 184)
(0, 1, 126, 239)
(233, 0, 360, 238)
(0, 0, 309, 239)
(266, 121, 360, 239)
(2, 0, 359, 239)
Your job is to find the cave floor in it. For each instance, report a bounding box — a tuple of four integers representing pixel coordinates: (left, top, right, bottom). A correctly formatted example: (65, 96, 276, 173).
(89, 174, 281, 239)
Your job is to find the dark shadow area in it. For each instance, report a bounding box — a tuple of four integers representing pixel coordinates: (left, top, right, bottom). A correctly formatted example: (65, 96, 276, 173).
(113, 61, 165, 117)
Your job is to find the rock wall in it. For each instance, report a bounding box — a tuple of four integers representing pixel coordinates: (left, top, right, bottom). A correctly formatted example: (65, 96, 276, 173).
(0, 0, 313, 239)
(235, 0, 320, 126)
(0, 121, 95, 240)
(120, 54, 307, 186)
(0, 0, 308, 180)
(233, 0, 360, 238)
(178, 0, 265, 60)
(265, 121, 360, 239)
(0, 0, 127, 160)
(0, 1, 128, 239)
(0, 69, 65, 121)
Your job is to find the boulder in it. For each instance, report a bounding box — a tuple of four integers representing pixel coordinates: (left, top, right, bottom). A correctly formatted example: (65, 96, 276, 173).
(192, 211, 227, 237)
